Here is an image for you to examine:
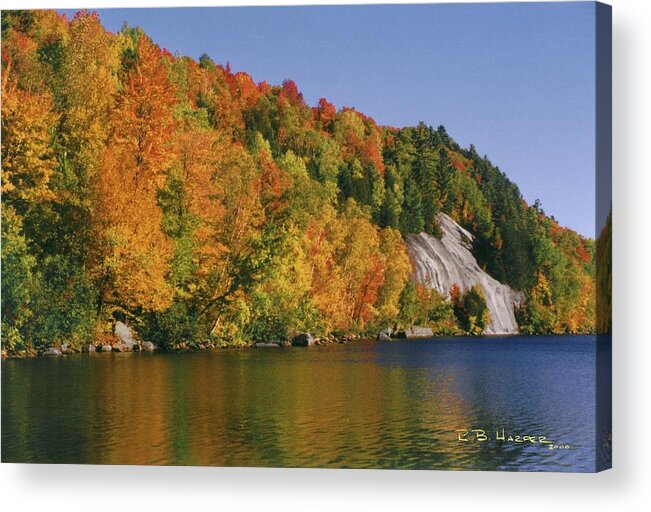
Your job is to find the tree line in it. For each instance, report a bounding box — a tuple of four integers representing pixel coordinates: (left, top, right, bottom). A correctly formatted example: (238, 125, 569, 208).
(1, 11, 599, 353)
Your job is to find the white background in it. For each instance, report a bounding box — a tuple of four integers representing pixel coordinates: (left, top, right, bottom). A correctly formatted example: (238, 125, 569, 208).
(1, 0, 650, 510)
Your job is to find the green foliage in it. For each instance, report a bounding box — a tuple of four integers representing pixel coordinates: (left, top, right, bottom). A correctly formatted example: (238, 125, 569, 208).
(453, 285, 491, 335)
(397, 281, 422, 327)
(1, 206, 36, 351)
(397, 281, 460, 335)
(25, 255, 97, 348)
(140, 300, 206, 349)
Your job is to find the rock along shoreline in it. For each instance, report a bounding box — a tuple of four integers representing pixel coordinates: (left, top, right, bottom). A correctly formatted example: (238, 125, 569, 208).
(1, 331, 368, 359)
(1, 323, 597, 360)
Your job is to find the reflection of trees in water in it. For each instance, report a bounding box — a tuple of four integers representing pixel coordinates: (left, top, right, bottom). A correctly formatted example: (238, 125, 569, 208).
(2, 339, 597, 471)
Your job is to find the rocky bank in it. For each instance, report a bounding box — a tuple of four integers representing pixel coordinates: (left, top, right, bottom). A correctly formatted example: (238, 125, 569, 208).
(407, 213, 522, 335)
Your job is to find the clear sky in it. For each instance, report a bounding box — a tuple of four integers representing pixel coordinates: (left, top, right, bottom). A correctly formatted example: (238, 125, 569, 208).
(61, 2, 596, 237)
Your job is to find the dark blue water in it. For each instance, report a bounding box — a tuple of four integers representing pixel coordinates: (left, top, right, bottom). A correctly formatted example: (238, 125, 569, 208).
(1, 335, 611, 471)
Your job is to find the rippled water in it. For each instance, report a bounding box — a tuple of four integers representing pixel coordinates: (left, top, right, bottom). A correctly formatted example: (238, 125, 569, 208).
(1, 335, 611, 471)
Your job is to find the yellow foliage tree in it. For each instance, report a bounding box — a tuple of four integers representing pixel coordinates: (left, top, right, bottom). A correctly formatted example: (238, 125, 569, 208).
(1, 79, 58, 205)
(91, 36, 178, 316)
(59, 10, 120, 184)
(376, 227, 412, 322)
(305, 205, 348, 330)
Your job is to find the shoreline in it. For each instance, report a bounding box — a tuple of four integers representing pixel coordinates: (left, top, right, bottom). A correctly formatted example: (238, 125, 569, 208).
(0, 331, 602, 361)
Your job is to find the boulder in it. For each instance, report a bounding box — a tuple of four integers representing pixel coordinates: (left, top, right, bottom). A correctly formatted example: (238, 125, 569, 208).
(82, 344, 96, 353)
(410, 326, 434, 337)
(291, 333, 315, 347)
(114, 321, 137, 349)
(377, 331, 391, 341)
(100, 344, 113, 353)
(254, 341, 283, 348)
(113, 343, 132, 353)
(141, 341, 156, 352)
(407, 213, 522, 334)
(395, 326, 434, 339)
(44, 347, 62, 356)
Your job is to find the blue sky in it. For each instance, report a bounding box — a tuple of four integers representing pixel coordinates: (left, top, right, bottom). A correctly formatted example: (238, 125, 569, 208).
(62, 2, 596, 237)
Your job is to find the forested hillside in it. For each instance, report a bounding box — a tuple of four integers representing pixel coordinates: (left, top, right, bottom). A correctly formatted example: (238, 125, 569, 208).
(1, 10, 597, 353)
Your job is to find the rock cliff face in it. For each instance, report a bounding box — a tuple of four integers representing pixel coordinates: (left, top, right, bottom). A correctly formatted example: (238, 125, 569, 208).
(406, 213, 522, 335)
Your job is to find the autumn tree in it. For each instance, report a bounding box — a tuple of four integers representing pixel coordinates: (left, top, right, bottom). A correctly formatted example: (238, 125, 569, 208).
(91, 35, 178, 318)
(375, 227, 411, 324)
(58, 11, 119, 183)
(1, 79, 58, 209)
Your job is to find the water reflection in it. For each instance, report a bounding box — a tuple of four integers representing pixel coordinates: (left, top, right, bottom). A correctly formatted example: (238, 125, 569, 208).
(2, 336, 603, 471)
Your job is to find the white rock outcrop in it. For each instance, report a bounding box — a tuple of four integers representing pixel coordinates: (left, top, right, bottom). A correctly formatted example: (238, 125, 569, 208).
(406, 213, 522, 335)
(114, 321, 136, 348)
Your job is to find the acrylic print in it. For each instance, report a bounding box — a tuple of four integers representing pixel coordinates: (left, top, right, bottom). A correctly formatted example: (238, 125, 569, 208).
(1, 2, 612, 472)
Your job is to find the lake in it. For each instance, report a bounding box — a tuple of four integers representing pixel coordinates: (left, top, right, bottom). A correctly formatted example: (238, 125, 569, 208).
(1, 335, 611, 471)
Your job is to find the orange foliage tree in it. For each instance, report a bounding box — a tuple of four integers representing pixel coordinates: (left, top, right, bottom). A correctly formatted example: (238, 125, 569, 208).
(91, 36, 178, 317)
